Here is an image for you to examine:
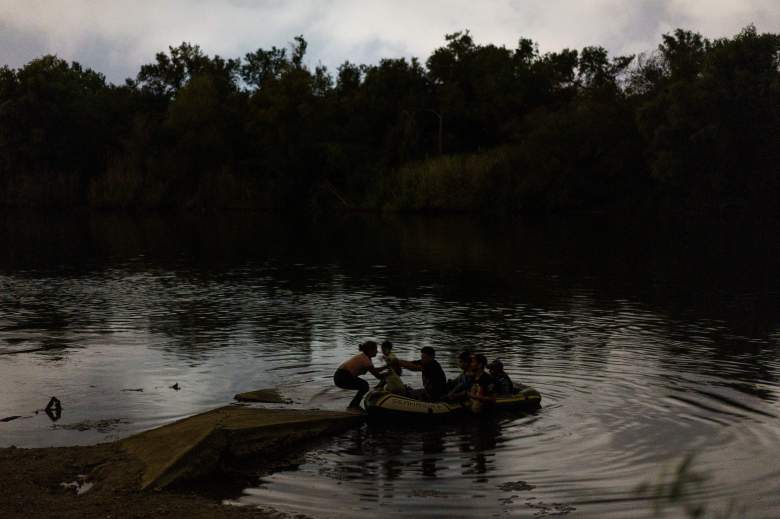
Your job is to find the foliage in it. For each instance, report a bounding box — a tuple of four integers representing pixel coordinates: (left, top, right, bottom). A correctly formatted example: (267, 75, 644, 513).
(0, 27, 777, 216)
(635, 453, 747, 518)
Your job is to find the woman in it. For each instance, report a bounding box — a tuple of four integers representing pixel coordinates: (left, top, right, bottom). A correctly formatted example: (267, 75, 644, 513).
(334, 341, 385, 412)
(468, 354, 496, 414)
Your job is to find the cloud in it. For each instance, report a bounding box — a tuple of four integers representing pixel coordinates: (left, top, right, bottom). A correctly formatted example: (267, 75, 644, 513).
(0, 0, 777, 82)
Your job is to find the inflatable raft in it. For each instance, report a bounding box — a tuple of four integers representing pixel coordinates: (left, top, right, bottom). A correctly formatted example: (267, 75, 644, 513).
(363, 384, 541, 420)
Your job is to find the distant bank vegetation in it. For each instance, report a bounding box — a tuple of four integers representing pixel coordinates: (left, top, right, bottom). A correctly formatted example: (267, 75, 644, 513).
(0, 27, 778, 217)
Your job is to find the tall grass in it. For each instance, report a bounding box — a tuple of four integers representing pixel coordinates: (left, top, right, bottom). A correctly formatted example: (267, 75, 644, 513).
(378, 148, 517, 212)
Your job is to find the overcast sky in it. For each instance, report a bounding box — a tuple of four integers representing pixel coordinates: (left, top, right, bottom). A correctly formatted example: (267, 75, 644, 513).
(1, 0, 778, 83)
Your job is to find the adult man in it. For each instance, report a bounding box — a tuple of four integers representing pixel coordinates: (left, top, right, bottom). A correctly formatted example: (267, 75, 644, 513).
(398, 346, 448, 401)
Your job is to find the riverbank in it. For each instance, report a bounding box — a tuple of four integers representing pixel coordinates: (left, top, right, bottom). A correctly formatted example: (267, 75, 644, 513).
(0, 443, 279, 519)
(0, 406, 364, 519)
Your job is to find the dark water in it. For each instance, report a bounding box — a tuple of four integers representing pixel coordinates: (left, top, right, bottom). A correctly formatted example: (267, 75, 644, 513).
(1, 213, 779, 518)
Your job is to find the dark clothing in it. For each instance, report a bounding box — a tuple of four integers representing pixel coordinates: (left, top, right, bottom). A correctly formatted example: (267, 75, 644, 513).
(447, 372, 473, 393)
(407, 388, 434, 401)
(334, 368, 369, 408)
(493, 372, 514, 394)
(473, 372, 496, 396)
(413, 359, 447, 401)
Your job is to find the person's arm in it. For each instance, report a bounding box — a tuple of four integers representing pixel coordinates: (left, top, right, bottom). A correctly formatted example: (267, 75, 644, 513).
(446, 386, 467, 402)
(446, 374, 465, 395)
(397, 359, 422, 371)
(368, 365, 386, 379)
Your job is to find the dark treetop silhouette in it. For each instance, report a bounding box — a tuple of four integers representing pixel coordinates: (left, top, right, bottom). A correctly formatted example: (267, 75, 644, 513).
(0, 27, 778, 216)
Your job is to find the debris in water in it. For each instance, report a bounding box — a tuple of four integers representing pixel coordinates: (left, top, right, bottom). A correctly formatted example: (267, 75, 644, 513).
(1, 415, 22, 422)
(525, 500, 576, 516)
(170, 383, 180, 390)
(499, 480, 536, 492)
(121, 388, 144, 392)
(45, 397, 62, 422)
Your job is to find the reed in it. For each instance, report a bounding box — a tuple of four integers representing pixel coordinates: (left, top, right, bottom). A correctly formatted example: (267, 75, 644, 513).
(379, 148, 516, 212)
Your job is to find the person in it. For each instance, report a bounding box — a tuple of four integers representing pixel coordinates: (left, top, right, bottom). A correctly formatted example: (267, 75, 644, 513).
(380, 341, 406, 394)
(398, 346, 448, 401)
(468, 354, 496, 414)
(488, 359, 514, 394)
(334, 341, 385, 412)
(446, 349, 473, 401)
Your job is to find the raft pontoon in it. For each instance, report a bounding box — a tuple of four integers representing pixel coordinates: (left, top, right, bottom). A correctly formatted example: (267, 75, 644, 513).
(363, 384, 541, 420)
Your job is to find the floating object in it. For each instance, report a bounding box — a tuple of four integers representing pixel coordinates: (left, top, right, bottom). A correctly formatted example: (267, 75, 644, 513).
(45, 396, 62, 422)
(170, 383, 180, 391)
(363, 385, 541, 420)
(1, 415, 22, 423)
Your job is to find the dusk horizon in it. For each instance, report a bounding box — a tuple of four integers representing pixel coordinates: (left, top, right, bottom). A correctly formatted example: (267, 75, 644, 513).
(2, 0, 779, 82)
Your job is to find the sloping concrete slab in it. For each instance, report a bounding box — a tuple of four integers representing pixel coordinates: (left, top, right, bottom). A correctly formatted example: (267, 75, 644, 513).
(120, 406, 362, 490)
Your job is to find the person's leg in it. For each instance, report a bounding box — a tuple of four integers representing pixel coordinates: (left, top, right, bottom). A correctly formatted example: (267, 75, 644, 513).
(335, 369, 370, 408)
(334, 369, 361, 389)
(349, 377, 370, 408)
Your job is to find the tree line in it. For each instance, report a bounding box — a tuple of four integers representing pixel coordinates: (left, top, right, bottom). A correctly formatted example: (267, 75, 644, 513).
(0, 26, 778, 216)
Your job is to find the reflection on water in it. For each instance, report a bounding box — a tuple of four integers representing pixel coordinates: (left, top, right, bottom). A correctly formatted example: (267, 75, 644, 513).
(1, 213, 779, 517)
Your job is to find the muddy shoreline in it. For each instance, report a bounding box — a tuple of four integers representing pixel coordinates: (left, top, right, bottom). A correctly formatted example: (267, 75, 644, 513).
(0, 443, 283, 519)
(0, 404, 362, 518)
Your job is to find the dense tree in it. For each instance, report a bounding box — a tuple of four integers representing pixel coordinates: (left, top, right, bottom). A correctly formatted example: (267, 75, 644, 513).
(0, 56, 114, 207)
(0, 27, 777, 216)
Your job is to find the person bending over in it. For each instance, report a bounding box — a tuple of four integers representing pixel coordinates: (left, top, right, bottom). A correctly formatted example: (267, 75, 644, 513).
(334, 341, 385, 412)
(398, 346, 448, 402)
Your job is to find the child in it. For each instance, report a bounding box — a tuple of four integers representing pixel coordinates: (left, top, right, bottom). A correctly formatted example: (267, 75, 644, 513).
(380, 341, 406, 394)
(488, 359, 514, 394)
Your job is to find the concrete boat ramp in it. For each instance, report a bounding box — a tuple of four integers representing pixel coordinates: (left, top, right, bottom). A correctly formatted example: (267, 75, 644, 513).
(120, 402, 363, 490)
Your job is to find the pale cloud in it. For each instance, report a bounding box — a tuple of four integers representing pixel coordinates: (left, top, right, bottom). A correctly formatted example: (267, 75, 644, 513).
(0, 0, 777, 82)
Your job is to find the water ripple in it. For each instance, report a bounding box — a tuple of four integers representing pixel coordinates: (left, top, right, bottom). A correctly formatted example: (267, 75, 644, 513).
(2, 216, 779, 518)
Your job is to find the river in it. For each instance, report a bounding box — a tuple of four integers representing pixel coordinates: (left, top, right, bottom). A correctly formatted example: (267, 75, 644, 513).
(1, 213, 778, 518)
